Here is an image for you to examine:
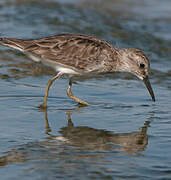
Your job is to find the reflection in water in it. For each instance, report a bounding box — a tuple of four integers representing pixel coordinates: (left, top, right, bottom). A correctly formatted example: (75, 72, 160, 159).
(46, 109, 150, 154)
(0, 108, 150, 167)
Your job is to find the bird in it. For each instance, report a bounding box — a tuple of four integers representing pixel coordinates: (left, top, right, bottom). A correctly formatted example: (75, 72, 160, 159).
(0, 33, 155, 108)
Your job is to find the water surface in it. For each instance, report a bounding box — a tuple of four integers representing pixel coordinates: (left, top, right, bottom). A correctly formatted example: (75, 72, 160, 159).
(0, 0, 171, 179)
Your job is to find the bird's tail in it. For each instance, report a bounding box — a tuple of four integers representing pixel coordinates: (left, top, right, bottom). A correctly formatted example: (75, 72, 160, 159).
(0, 37, 25, 51)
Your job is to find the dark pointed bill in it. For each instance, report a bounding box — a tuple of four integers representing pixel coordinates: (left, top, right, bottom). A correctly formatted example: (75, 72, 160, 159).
(143, 76, 155, 101)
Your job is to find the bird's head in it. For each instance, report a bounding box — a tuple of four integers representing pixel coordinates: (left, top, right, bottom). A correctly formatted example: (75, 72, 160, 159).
(118, 48, 155, 101)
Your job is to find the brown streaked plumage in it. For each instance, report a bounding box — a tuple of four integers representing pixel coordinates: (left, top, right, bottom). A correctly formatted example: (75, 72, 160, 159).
(0, 34, 155, 108)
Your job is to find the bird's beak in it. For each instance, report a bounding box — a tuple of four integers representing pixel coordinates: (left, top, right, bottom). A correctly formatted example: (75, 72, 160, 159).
(143, 76, 155, 101)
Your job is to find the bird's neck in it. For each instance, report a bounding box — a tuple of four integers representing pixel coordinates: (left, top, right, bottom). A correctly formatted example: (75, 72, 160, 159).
(111, 48, 130, 73)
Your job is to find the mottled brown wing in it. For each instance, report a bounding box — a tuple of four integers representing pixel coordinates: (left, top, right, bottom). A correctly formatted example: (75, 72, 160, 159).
(26, 34, 116, 72)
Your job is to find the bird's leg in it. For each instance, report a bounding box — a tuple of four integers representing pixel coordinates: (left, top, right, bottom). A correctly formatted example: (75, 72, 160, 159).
(67, 80, 89, 106)
(39, 72, 63, 109)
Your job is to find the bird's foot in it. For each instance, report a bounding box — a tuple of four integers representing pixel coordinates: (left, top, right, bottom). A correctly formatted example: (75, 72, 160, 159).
(77, 100, 89, 107)
(38, 103, 47, 110)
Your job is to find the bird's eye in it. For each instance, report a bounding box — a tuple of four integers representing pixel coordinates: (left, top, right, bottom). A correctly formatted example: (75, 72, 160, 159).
(140, 63, 145, 68)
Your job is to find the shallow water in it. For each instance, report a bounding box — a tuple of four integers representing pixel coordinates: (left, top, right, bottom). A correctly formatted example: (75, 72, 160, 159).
(0, 0, 171, 179)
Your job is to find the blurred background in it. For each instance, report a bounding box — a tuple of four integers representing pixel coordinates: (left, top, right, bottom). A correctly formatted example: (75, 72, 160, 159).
(0, 0, 171, 179)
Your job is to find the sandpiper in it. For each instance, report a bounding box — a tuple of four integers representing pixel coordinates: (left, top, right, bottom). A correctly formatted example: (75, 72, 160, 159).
(0, 34, 155, 108)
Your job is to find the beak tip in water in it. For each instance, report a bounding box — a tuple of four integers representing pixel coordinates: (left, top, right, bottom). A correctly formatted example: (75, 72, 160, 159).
(143, 76, 155, 102)
(152, 97, 155, 102)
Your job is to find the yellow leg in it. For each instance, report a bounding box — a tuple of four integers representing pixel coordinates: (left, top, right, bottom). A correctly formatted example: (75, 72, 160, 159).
(67, 80, 88, 106)
(39, 72, 63, 109)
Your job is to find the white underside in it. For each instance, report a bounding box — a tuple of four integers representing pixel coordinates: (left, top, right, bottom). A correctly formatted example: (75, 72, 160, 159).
(27, 53, 41, 62)
(55, 66, 79, 75)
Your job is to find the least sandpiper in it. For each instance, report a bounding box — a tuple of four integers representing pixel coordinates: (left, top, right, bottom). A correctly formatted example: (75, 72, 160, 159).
(0, 34, 155, 108)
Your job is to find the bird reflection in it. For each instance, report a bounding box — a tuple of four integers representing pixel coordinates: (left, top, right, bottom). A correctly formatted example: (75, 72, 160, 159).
(0, 108, 151, 167)
(45, 109, 150, 154)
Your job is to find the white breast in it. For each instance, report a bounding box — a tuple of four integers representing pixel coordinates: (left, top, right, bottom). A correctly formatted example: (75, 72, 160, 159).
(55, 67, 80, 75)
